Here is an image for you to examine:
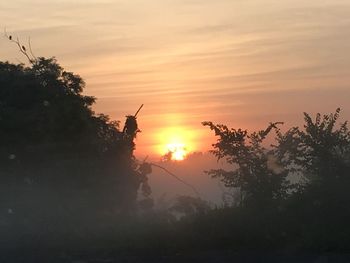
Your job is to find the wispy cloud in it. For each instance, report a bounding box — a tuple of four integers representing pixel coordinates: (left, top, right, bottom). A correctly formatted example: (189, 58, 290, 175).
(1, 0, 350, 156)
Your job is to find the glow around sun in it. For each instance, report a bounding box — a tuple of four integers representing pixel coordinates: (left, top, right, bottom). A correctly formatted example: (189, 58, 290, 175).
(156, 127, 196, 161)
(166, 143, 187, 161)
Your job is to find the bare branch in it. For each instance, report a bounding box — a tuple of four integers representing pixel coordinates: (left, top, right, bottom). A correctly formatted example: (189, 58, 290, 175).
(28, 37, 37, 63)
(4, 28, 37, 64)
(150, 162, 201, 197)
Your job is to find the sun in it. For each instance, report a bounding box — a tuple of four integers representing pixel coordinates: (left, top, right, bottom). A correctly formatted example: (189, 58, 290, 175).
(155, 126, 196, 161)
(166, 143, 188, 161)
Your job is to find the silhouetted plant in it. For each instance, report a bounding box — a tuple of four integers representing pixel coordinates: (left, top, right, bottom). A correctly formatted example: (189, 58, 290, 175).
(202, 121, 287, 207)
(0, 57, 144, 244)
(201, 110, 350, 251)
(276, 108, 350, 188)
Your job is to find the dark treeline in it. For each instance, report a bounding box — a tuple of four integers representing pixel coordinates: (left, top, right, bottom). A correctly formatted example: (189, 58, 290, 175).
(199, 112, 350, 252)
(1, 57, 350, 261)
(0, 58, 152, 249)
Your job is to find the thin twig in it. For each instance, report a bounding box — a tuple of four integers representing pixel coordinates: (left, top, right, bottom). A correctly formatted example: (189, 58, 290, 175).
(4, 28, 36, 64)
(134, 104, 144, 117)
(150, 163, 201, 197)
(28, 37, 37, 63)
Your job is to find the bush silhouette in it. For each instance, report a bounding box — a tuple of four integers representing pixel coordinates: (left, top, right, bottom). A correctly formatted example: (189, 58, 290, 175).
(0, 58, 141, 246)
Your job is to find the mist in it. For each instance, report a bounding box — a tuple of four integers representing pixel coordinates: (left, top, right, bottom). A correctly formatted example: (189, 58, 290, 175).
(2, 1, 350, 262)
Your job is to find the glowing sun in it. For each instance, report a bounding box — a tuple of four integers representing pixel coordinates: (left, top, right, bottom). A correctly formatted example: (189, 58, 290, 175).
(156, 127, 196, 161)
(166, 143, 188, 161)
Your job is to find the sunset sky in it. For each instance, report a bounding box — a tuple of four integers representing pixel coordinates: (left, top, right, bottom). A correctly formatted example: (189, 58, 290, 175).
(1, 0, 350, 159)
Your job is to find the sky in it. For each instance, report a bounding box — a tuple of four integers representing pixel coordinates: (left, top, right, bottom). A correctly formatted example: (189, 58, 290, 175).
(1, 0, 350, 159)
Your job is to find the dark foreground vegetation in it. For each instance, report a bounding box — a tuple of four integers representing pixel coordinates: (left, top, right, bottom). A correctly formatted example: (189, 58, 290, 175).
(1, 56, 350, 262)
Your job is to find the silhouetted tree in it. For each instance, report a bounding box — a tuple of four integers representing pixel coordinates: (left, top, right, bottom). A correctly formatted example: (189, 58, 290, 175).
(273, 109, 350, 249)
(201, 110, 350, 251)
(276, 108, 350, 189)
(0, 57, 143, 244)
(202, 121, 288, 208)
(0, 57, 124, 160)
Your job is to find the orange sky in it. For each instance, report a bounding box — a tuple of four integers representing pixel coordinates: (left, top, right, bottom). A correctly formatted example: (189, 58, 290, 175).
(1, 0, 350, 159)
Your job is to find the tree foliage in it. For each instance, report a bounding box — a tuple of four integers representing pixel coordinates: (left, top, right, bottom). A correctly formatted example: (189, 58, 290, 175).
(0, 57, 124, 161)
(276, 108, 350, 187)
(199, 110, 350, 251)
(202, 121, 287, 207)
(0, 57, 143, 233)
(204, 109, 350, 209)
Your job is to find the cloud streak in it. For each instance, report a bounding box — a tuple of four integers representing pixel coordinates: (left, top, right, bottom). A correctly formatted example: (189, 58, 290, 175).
(1, 0, 350, 157)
